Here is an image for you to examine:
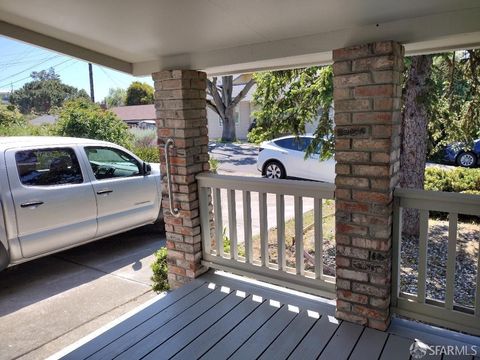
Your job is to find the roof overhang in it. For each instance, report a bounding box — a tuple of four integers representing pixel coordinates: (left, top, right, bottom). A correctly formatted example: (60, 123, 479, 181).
(1, 1, 479, 76)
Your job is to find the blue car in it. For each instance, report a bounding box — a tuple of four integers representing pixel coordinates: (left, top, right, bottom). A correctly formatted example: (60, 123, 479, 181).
(444, 139, 480, 168)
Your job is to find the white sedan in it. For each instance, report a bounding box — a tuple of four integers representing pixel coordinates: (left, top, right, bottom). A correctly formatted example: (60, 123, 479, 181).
(257, 135, 335, 183)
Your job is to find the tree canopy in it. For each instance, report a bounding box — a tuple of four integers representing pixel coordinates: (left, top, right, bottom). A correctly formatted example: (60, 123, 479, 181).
(0, 104, 25, 127)
(56, 98, 132, 147)
(104, 87, 127, 108)
(249, 66, 333, 159)
(125, 81, 154, 105)
(9, 68, 89, 114)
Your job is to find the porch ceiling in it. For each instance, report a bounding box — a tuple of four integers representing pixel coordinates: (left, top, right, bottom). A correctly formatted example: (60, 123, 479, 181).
(1, 0, 480, 75)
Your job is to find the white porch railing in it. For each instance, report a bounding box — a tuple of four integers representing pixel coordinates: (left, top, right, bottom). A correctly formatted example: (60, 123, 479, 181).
(197, 173, 336, 299)
(392, 188, 480, 335)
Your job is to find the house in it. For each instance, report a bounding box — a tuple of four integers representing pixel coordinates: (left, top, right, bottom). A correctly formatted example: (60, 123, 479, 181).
(110, 104, 156, 127)
(2, 1, 480, 358)
(29, 114, 58, 126)
(0, 90, 10, 104)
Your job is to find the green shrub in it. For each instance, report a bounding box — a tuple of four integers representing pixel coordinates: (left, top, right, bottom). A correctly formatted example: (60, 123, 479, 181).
(56, 98, 132, 147)
(0, 104, 25, 127)
(425, 167, 480, 193)
(151, 247, 170, 293)
(209, 158, 219, 173)
(131, 146, 160, 163)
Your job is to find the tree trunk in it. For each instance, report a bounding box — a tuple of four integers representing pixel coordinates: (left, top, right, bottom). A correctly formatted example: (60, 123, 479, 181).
(221, 106, 236, 142)
(400, 55, 433, 236)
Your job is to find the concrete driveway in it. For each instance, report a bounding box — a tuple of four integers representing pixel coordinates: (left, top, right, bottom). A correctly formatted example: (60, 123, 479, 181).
(209, 142, 260, 176)
(0, 226, 165, 360)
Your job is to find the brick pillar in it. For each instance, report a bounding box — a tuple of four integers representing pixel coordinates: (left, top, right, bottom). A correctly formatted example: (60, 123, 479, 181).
(152, 70, 209, 289)
(333, 41, 404, 330)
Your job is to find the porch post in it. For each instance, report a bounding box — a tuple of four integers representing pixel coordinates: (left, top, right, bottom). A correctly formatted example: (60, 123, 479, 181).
(152, 70, 209, 289)
(333, 41, 404, 330)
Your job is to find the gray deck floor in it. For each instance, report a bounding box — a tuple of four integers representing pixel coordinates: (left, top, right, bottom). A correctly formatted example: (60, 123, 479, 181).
(58, 271, 480, 360)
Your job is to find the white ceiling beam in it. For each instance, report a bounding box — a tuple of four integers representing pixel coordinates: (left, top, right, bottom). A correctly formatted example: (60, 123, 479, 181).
(134, 7, 480, 76)
(0, 20, 132, 74)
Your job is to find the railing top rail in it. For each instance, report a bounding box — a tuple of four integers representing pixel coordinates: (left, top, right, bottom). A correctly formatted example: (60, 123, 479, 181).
(394, 187, 480, 215)
(196, 173, 335, 199)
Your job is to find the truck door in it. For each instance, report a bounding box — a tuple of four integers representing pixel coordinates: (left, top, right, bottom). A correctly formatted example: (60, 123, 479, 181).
(81, 146, 159, 237)
(5, 146, 97, 258)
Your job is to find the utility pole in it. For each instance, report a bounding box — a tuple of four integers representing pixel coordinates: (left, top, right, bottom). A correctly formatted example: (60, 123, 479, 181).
(88, 63, 95, 102)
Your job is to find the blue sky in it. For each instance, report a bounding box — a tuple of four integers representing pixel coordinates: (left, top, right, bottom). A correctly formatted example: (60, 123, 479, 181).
(0, 36, 153, 102)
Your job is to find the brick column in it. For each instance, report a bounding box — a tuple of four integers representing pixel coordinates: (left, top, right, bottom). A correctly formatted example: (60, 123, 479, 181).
(152, 70, 209, 289)
(333, 41, 404, 330)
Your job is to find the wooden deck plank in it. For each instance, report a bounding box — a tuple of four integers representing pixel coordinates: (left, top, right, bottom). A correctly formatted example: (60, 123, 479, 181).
(349, 327, 389, 360)
(86, 283, 215, 360)
(62, 280, 206, 360)
(288, 314, 339, 359)
(379, 334, 413, 360)
(142, 291, 246, 360)
(200, 299, 279, 359)
(259, 310, 317, 360)
(114, 287, 230, 360)
(172, 295, 262, 360)
(229, 304, 298, 360)
(318, 321, 364, 359)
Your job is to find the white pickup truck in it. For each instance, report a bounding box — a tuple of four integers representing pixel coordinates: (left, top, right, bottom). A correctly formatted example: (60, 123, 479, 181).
(0, 136, 163, 271)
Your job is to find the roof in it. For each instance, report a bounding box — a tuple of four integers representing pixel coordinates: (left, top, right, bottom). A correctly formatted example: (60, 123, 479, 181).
(110, 105, 156, 122)
(0, 136, 114, 151)
(1, 1, 479, 76)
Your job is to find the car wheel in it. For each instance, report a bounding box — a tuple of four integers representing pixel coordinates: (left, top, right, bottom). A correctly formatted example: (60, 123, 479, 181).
(264, 161, 286, 179)
(456, 152, 477, 168)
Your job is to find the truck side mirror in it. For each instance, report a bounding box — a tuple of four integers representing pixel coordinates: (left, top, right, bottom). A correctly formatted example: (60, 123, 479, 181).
(143, 162, 151, 175)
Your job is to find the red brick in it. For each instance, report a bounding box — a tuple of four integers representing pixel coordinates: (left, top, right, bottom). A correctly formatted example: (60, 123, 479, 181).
(352, 190, 391, 204)
(333, 73, 372, 88)
(352, 139, 391, 151)
(336, 175, 369, 188)
(352, 164, 390, 177)
(336, 268, 368, 282)
(352, 112, 392, 124)
(354, 84, 394, 97)
(332, 60, 352, 75)
(333, 44, 371, 61)
(335, 164, 351, 175)
(352, 56, 395, 72)
(337, 299, 352, 312)
(335, 188, 351, 200)
(333, 87, 352, 100)
(337, 279, 351, 290)
(335, 99, 371, 112)
(368, 318, 390, 331)
(337, 290, 369, 304)
(336, 223, 368, 236)
(336, 256, 351, 267)
(352, 305, 389, 320)
(337, 245, 369, 260)
(335, 139, 351, 150)
(372, 125, 393, 138)
(334, 113, 351, 125)
(336, 200, 369, 213)
(335, 152, 369, 163)
(371, 152, 391, 163)
(352, 282, 389, 297)
(335, 311, 368, 326)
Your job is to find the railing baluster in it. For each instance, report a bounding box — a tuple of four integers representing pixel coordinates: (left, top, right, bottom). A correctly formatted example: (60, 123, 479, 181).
(391, 198, 402, 308)
(445, 212, 458, 310)
(314, 198, 323, 279)
(295, 196, 304, 276)
(227, 189, 238, 260)
(213, 188, 224, 257)
(259, 192, 268, 267)
(417, 209, 429, 304)
(198, 186, 211, 256)
(243, 190, 253, 264)
(476, 245, 480, 317)
(276, 194, 285, 271)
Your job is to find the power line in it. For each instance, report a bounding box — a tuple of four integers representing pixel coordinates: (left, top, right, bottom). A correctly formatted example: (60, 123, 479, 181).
(0, 54, 61, 83)
(0, 58, 73, 89)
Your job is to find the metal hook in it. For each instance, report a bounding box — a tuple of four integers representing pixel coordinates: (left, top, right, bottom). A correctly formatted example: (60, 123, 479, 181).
(164, 138, 181, 217)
